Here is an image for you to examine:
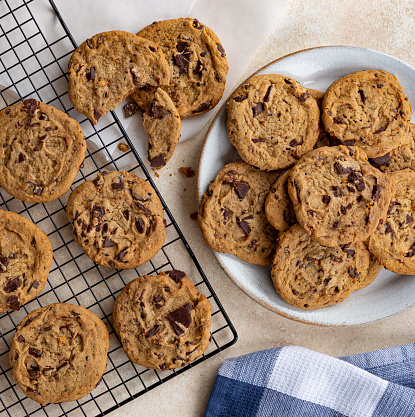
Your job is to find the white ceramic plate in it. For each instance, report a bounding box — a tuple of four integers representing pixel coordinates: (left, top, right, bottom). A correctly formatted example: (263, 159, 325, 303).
(197, 46, 415, 326)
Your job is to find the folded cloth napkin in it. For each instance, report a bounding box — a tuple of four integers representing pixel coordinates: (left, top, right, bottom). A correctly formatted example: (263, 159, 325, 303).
(204, 344, 415, 417)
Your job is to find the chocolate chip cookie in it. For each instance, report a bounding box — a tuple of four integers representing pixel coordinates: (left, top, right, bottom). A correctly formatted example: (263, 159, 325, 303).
(271, 224, 371, 309)
(131, 18, 228, 118)
(0, 209, 53, 312)
(370, 124, 415, 173)
(0, 99, 86, 203)
(142, 88, 181, 168)
(226, 74, 320, 170)
(66, 170, 165, 269)
(265, 169, 296, 233)
(68, 31, 170, 124)
(198, 162, 280, 265)
(10, 303, 109, 405)
(288, 145, 392, 247)
(112, 270, 211, 370)
(369, 169, 415, 274)
(322, 70, 412, 158)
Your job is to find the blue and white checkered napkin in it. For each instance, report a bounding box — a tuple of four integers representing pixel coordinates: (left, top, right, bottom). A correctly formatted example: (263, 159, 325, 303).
(204, 344, 415, 416)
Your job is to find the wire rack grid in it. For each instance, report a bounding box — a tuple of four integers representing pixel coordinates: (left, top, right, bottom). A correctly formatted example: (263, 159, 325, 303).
(0, 0, 237, 416)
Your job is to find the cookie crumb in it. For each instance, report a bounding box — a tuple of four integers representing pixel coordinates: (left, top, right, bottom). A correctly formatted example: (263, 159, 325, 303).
(117, 143, 130, 153)
(155, 172, 160, 178)
(190, 212, 198, 220)
(179, 167, 195, 178)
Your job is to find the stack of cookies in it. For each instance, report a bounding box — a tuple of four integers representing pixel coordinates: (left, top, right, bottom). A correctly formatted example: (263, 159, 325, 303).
(199, 69, 415, 310)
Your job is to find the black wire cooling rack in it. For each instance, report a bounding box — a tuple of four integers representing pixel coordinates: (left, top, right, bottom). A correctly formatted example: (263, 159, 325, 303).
(0, 0, 237, 415)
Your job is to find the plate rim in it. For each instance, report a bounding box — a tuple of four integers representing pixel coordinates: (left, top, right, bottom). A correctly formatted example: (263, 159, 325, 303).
(197, 45, 415, 327)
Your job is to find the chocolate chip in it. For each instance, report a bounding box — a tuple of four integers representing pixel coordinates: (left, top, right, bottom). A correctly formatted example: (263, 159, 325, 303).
(149, 46, 156, 52)
(86, 38, 94, 49)
(44, 324, 53, 331)
(234, 181, 249, 199)
(369, 152, 391, 167)
(374, 126, 385, 134)
(123, 102, 139, 118)
(94, 109, 102, 122)
(28, 369, 41, 379)
(223, 208, 231, 223)
(4, 277, 20, 293)
(22, 99, 38, 117)
(167, 304, 193, 336)
(56, 361, 69, 371)
(342, 139, 355, 146)
(238, 219, 251, 236)
(252, 103, 264, 117)
(216, 74, 222, 82)
(322, 195, 331, 204)
(44, 125, 55, 132)
(404, 243, 415, 257)
(135, 218, 145, 233)
(294, 181, 301, 203)
(0, 257, 9, 267)
(167, 270, 186, 283)
(284, 78, 292, 85)
(17, 335, 25, 342)
(358, 89, 366, 103)
(174, 53, 190, 69)
(340, 202, 353, 214)
(234, 95, 247, 102)
(406, 214, 413, 224)
(387, 201, 395, 215)
(103, 237, 115, 247)
(28, 347, 42, 358)
(192, 19, 204, 30)
(329, 255, 342, 263)
(86, 67, 95, 81)
(252, 138, 265, 143)
(340, 244, 355, 258)
(194, 60, 206, 75)
(115, 250, 127, 261)
(332, 186, 345, 197)
(216, 43, 226, 57)
(176, 41, 190, 52)
(333, 220, 340, 229)
(348, 266, 360, 278)
(192, 102, 212, 113)
(111, 176, 124, 190)
(263, 84, 273, 102)
(16, 152, 25, 163)
(122, 210, 129, 221)
(333, 116, 345, 124)
(8, 295, 20, 311)
(33, 146, 41, 152)
(92, 204, 105, 219)
(289, 139, 300, 147)
(298, 91, 310, 102)
(384, 222, 395, 239)
(108, 261, 115, 267)
(372, 185, 381, 202)
(136, 201, 152, 215)
(150, 154, 166, 168)
(145, 325, 161, 338)
(334, 161, 352, 175)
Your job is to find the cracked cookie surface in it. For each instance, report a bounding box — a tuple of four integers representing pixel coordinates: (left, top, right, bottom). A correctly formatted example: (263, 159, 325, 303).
(0, 99, 86, 203)
(369, 169, 415, 274)
(0, 209, 53, 312)
(226, 74, 320, 170)
(199, 162, 280, 265)
(322, 70, 412, 158)
(10, 303, 109, 405)
(271, 224, 371, 310)
(112, 270, 211, 370)
(66, 170, 165, 269)
(132, 18, 228, 119)
(68, 30, 170, 124)
(288, 145, 391, 247)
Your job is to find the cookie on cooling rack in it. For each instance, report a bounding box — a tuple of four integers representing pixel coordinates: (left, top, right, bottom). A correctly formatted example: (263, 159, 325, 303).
(322, 70, 412, 158)
(66, 170, 166, 269)
(131, 18, 228, 118)
(226, 74, 320, 170)
(271, 224, 371, 310)
(142, 88, 181, 168)
(10, 303, 109, 405)
(0, 99, 86, 203)
(112, 270, 212, 370)
(68, 30, 170, 124)
(288, 145, 392, 247)
(199, 162, 280, 265)
(0, 209, 53, 312)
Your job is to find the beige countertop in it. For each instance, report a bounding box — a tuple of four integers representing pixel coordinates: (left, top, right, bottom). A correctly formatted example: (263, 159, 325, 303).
(109, 1, 415, 415)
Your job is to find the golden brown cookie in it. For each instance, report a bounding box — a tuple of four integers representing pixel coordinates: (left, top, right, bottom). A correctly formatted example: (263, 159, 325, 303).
(0, 99, 86, 203)
(288, 145, 392, 247)
(10, 303, 109, 405)
(68, 31, 170, 124)
(0, 209, 52, 312)
(322, 70, 412, 158)
(66, 170, 165, 269)
(132, 18, 228, 119)
(199, 162, 280, 265)
(265, 169, 296, 232)
(226, 74, 320, 170)
(369, 169, 415, 274)
(142, 88, 181, 168)
(112, 270, 211, 370)
(271, 224, 371, 310)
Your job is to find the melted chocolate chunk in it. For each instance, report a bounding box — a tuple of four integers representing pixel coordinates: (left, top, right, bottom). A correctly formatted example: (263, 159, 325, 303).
(263, 84, 273, 102)
(28, 347, 42, 358)
(216, 43, 226, 57)
(94, 109, 102, 122)
(22, 99, 38, 117)
(136, 201, 152, 216)
(103, 237, 115, 247)
(348, 266, 360, 278)
(234, 95, 248, 102)
(322, 195, 331, 205)
(4, 277, 20, 293)
(122, 210, 129, 221)
(342, 139, 355, 146)
(387, 201, 395, 215)
(17, 335, 25, 342)
(0, 257, 9, 268)
(167, 303, 193, 336)
(92, 204, 105, 219)
(86, 67, 95, 81)
(238, 219, 251, 236)
(145, 325, 161, 338)
(16, 153, 25, 163)
(167, 270, 186, 283)
(234, 181, 249, 199)
(340, 244, 355, 258)
(294, 181, 301, 203)
(298, 91, 310, 102)
(333, 116, 345, 124)
(8, 295, 20, 311)
(111, 176, 124, 190)
(174, 53, 190, 69)
(406, 214, 413, 224)
(333, 220, 340, 229)
(405, 243, 415, 257)
(135, 218, 145, 233)
(115, 250, 127, 262)
(192, 102, 212, 113)
(192, 19, 204, 30)
(358, 89, 366, 103)
(370, 152, 390, 167)
(374, 126, 385, 134)
(86, 38, 94, 49)
(332, 186, 345, 197)
(252, 103, 264, 117)
(334, 161, 352, 175)
(176, 41, 190, 52)
(252, 138, 265, 143)
(384, 222, 395, 239)
(372, 185, 381, 202)
(194, 60, 206, 74)
(150, 154, 166, 168)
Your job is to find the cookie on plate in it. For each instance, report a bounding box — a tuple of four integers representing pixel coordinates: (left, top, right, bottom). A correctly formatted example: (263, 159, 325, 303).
(68, 31, 170, 124)
(66, 170, 165, 269)
(199, 162, 280, 265)
(142, 88, 181, 168)
(288, 145, 392, 247)
(322, 70, 412, 158)
(271, 224, 371, 310)
(10, 303, 109, 405)
(265, 169, 296, 233)
(113, 270, 211, 370)
(369, 169, 415, 274)
(0, 99, 86, 203)
(0, 209, 53, 312)
(132, 18, 228, 118)
(226, 74, 320, 170)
